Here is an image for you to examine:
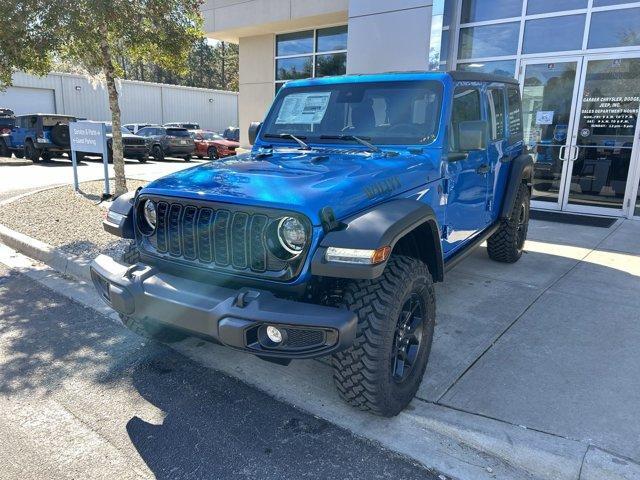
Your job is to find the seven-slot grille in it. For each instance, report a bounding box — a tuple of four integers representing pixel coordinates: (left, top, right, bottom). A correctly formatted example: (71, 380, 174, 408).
(149, 200, 284, 274)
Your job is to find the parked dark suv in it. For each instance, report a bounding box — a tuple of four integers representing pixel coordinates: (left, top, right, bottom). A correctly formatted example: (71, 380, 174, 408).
(0, 114, 76, 162)
(136, 126, 195, 162)
(164, 122, 200, 131)
(76, 123, 149, 163)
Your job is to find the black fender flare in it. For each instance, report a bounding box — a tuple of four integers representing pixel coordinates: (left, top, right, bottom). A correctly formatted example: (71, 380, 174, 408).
(102, 191, 136, 238)
(500, 153, 534, 220)
(311, 199, 444, 281)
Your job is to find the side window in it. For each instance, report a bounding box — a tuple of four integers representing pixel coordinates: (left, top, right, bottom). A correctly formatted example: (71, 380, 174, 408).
(507, 86, 523, 142)
(487, 88, 506, 140)
(450, 86, 481, 151)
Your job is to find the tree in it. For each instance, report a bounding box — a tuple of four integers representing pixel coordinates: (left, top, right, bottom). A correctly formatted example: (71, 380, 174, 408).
(0, 0, 203, 196)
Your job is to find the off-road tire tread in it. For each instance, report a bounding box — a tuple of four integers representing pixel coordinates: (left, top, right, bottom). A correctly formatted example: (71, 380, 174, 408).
(487, 182, 530, 263)
(332, 255, 435, 417)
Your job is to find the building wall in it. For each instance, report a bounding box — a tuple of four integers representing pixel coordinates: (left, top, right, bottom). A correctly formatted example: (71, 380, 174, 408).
(238, 34, 276, 146)
(202, 0, 348, 42)
(3, 72, 238, 132)
(347, 0, 433, 74)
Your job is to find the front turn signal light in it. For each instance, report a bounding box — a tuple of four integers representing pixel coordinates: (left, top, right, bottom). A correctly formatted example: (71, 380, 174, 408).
(325, 246, 391, 265)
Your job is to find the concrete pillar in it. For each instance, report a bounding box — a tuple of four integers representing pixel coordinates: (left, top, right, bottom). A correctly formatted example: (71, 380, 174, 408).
(238, 33, 276, 147)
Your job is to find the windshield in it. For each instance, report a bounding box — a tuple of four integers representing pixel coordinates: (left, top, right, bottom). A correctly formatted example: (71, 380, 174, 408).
(261, 81, 443, 146)
(203, 132, 223, 140)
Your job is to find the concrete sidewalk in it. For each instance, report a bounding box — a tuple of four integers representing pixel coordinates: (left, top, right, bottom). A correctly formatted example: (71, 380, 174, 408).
(1, 217, 639, 479)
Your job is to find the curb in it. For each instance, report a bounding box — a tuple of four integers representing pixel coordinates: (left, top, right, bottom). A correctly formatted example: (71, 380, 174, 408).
(0, 223, 92, 283)
(1, 222, 640, 480)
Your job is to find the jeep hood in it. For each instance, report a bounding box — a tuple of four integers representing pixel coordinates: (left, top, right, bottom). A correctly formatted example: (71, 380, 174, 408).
(142, 149, 442, 225)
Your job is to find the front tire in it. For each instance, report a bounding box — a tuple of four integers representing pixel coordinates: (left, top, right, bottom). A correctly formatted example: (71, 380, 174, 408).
(121, 241, 141, 265)
(183, 154, 192, 162)
(152, 145, 165, 162)
(332, 255, 435, 417)
(487, 182, 530, 263)
(207, 147, 218, 160)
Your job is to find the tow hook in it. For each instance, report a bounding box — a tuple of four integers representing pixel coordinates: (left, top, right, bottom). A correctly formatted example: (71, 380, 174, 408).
(233, 290, 261, 308)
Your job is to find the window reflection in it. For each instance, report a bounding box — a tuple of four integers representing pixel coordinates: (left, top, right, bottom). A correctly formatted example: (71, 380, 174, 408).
(276, 31, 313, 56)
(317, 26, 348, 52)
(527, 0, 587, 14)
(523, 15, 585, 54)
(276, 57, 313, 81)
(457, 60, 517, 77)
(315, 53, 347, 77)
(458, 23, 520, 59)
(588, 8, 640, 49)
(460, 0, 522, 23)
(593, 0, 639, 6)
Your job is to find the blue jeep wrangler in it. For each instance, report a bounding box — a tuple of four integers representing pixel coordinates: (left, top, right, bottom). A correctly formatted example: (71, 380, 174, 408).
(0, 114, 76, 162)
(91, 71, 532, 416)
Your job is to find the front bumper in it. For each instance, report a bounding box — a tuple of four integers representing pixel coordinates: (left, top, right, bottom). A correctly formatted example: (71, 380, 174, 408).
(90, 255, 357, 359)
(123, 145, 148, 156)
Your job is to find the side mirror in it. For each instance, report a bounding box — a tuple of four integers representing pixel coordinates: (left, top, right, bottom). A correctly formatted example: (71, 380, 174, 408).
(248, 121, 262, 145)
(458, 120, 488, 151)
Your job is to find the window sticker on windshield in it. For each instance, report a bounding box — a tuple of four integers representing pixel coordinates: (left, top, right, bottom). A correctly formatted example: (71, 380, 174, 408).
(275, 92, 331, 125)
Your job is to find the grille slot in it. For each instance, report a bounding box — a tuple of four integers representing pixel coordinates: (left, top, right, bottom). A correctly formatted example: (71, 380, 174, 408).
(182, 206, 198, 260)
(214, 210, 230, 266)
(156, 202, 169, 253)
(168, 204, 183, 256)
(196, 208, 214, 263)
(284, 329, 325, 348)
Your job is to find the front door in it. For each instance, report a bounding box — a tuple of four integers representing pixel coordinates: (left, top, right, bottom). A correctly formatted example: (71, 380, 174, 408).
(521, 54, 640, 217)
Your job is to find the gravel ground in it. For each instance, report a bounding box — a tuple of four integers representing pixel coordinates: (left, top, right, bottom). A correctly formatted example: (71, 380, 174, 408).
(0, 179, 147, 260)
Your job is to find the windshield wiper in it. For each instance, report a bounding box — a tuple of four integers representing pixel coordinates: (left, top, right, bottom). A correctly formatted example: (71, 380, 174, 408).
(263, 133, 311, 150)
(319, 134, 381, 153)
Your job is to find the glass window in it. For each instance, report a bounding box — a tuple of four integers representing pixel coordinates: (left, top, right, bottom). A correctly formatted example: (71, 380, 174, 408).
(451, 87, 482, 150)
(317, 26, 348, 52)
(458, 23, 520, 59)
(276, 31, 313, 56)
(523, 15, 585, 54)
(488, 88, 506, 140)
(593, 0, 639, 6)
(635, 178, 640, 216)
(507, 86, 523, 140)
(526, 0, 587, 14)
(261, 81, 443, 145)
(457, 60, 517, 77)
(588, 8, 640, 49)
(443, 0, 455, 27)
(315, 53, 347, 77)
(461, 0, 522, 23)
(440, 30, 450, 64)
(276, 57, 313, 81)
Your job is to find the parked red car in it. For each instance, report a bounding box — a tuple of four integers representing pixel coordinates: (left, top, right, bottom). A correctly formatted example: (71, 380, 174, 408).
(191, 130, 239, 159)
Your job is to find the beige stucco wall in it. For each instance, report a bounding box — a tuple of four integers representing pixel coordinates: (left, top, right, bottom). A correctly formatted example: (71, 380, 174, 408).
(202, 0, 348, 42)
(238, 34, 276, 146)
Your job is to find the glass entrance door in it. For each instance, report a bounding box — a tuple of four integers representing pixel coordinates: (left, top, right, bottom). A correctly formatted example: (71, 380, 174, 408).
(521, 54, 640, 217)
(565, 56, 640, 215)
(520, 59, 582, 210)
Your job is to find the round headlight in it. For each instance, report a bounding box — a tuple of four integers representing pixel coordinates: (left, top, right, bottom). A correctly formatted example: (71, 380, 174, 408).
(143, 200, 157, 230)
(277, 217, 307, 254)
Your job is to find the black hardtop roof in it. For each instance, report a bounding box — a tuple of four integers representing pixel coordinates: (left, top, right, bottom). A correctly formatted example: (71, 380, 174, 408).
(447, 71, 519, 85)
(16, 113, 76, 118)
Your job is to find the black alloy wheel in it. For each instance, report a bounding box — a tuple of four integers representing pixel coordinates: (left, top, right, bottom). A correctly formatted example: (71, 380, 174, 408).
(391, 292, 426, 383)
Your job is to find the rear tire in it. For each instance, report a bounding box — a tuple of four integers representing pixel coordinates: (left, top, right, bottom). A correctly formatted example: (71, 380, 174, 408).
(13, 151, 24, 159)
(41, 151, 52, 162)
(487, 182, 530, 263)
(25, 141, 40, 162)
(0, 138, 9, 157)
(137, 155, 148, 163)
(152, 145, 164, 162)
(332, 255, 436, 417)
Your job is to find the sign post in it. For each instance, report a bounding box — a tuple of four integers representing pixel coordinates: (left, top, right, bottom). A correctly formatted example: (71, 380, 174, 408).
(69, 121, 110, 197)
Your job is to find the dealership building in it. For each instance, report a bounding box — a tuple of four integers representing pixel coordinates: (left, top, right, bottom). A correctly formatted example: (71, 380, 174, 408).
(202, 0, 640, 219)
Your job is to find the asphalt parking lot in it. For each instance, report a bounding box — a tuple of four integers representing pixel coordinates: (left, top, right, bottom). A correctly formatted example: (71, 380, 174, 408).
(0, 262, 441, 480)
(0, 154, 205, 201)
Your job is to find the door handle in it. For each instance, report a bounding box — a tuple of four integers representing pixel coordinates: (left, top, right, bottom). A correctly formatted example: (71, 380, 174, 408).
(571, 145, 579, 161)
(559, 145, 567, 161)
(476, 164, 490, 175)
